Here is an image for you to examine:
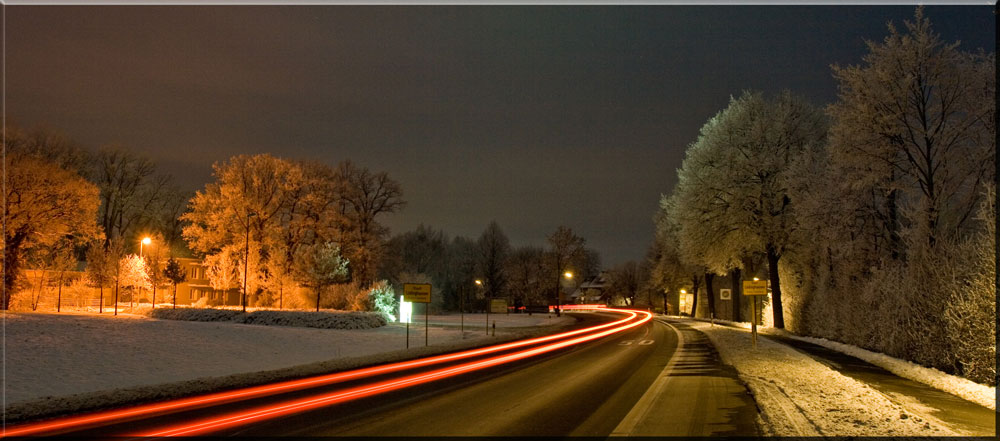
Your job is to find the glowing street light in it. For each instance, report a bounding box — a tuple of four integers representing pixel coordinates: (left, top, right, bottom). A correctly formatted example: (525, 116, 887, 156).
(475, 279, 488, 335)
(243, 212, 256, 313)
(138, 236, 152, 311)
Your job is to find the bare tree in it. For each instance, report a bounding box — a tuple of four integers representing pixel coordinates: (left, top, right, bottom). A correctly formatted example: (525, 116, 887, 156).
(334, 160, 405, 287)
(476, 221, 511, 302)
(546, 226, 586, 314)
(92, 147, 172, 246)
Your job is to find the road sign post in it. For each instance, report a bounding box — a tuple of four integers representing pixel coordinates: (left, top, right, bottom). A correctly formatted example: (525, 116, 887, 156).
(742, 280, 768, 349)
(404, 283, 432, 347)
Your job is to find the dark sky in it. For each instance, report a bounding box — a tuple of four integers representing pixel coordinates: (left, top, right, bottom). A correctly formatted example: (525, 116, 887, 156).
(5, 4, 995, 267)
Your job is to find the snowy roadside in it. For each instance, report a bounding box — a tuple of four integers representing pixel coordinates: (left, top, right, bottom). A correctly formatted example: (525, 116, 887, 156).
(760, 328, 996, 411)
(684, 316, 995, 412)
(1, 312, 576, 422)
(687, 320, 959, 436)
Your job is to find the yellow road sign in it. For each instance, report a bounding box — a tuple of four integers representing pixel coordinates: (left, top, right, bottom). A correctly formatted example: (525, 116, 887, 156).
(742, 280, 767, 296)
(403, 283, 432, 303)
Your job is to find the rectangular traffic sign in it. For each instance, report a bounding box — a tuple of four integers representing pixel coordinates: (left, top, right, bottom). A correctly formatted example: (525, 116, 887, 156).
(742, 280, 767, 296)
(403, 283, 432, 303)
(720, 288, 732, 300)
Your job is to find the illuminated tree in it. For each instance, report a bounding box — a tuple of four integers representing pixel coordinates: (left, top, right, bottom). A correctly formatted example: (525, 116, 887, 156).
(668, 90, 826, 328)
(119, 254, 151, 309)
(3, 152, 100, 310)
(294, 242, 349, 311)
(86, 241, 114, 313)
(205, 252, 239, 304)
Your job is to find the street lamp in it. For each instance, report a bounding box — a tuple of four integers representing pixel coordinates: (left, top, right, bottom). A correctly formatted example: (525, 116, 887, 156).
(680, 289, 687, 316)
(476, 279, 487, 335)
(243, 212, 256, 313)
(138, 236, 151, 311)
(555, 271, 572, 316)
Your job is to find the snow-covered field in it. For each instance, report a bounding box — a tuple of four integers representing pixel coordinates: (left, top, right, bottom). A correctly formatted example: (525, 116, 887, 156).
(691, 321, 961, 436)
(1, 311, 575, 420)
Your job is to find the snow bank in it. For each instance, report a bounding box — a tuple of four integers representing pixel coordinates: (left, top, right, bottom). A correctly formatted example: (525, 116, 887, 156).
(762, 328, 996, 411)
(2, 312, 577, 423)
(689, 321, 958, 436)
(147, 307, 387, 330)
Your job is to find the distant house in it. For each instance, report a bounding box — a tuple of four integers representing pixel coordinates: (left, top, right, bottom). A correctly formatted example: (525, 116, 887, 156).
(171, 257, 240, 306)
(568, 271, 610, 305)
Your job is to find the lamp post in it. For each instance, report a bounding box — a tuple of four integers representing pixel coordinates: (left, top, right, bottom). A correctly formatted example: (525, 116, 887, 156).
(138, 237, 151, 311)
(555, 271, 572, 316)
(243, 212, 255, 313)
(476, 279, 486, 335)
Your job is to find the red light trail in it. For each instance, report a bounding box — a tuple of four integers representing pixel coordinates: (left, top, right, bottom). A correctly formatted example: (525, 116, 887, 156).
(3, 308, 650, 437)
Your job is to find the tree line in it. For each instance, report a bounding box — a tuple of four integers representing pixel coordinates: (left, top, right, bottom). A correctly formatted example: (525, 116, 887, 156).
(648, 9, 995, 384)
(2, 126, 405, 312)
(379, 222, 604, 314)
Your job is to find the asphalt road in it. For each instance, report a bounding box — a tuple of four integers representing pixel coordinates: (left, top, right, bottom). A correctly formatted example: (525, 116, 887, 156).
(233, 316, 759, 437)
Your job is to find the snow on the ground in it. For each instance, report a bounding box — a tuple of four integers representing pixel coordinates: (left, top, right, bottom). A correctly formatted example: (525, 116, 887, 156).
(761, 328, 996, 411)
(148, 308, 388, 329)
(688, 320, 959, 437)
(1, 311, 575, 420)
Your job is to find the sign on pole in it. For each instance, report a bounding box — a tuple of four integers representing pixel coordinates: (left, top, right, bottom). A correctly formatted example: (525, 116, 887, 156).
(720, 289, 732, 300)
(403, 283, 432, 303)
(742, 280, 767, 296)
(490, 298, 507, 314)
(403, 283, 432, 348)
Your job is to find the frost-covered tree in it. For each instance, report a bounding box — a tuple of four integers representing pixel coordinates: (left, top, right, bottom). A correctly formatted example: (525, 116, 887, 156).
(3, 136, 100, 309)
(669, 90, 826, 328)
(205, 251, 239, 304)
(828, 7, 995, 249)
(295, 242, 349, 311)
(119, 254, 151, 309)
(367, 280, 398, 322)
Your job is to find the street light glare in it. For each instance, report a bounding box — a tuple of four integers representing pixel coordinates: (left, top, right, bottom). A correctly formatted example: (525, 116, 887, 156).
(564, 272, 573, 279)
(475, 280, 482, 285)
(142, 237, 152, 245)
(753, 277, 760, 281)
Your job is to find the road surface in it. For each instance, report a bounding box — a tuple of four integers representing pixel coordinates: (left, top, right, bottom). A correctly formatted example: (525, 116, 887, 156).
(12, 312, 761, 437)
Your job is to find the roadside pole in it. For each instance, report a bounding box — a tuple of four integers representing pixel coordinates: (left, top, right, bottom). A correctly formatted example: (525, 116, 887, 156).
(743, 279, 767, 349)
(403, 283, 432, 349)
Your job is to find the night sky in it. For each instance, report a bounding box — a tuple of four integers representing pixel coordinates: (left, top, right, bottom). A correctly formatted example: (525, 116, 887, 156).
(5, 4, 995, 267)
